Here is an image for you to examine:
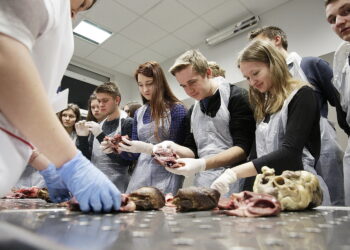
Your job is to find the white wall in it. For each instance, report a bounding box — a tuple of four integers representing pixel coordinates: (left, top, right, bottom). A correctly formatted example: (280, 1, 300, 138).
(159, 0, 342, 100)
(109, 73, 142, 107)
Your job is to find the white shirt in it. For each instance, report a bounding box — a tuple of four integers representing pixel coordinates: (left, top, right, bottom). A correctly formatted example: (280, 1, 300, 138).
(0, 0, 74, 102)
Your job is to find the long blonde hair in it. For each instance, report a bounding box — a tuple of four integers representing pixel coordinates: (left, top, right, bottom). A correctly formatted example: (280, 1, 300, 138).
(237, 40, 307, 122)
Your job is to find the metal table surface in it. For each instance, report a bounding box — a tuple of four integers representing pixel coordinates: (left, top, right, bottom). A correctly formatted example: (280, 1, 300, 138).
(0, 199, 350, 250)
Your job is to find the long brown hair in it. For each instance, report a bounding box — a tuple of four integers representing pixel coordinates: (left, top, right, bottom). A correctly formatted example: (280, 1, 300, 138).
(58, 103, 81, 132)
(237, 40, 307, 122)
(86, 93, 98, 122)
(135, 61, 181, 141)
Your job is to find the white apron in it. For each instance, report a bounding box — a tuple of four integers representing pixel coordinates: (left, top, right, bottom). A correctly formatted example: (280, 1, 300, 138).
(256, 88, 331, 205)
(126, 105, 184, 194)
(191, 81, 242, 196)
(333, 42, 350, 206)
(287, 52, 344, 205)
(91, 112, 130, 193)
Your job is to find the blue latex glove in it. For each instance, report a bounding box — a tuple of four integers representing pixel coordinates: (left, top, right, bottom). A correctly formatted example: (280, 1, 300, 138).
(57, 151, 121, 212)
(39, 164, 71, 203)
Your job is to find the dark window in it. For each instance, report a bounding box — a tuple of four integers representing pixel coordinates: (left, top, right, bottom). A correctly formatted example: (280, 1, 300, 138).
(59, 76, 97, 109)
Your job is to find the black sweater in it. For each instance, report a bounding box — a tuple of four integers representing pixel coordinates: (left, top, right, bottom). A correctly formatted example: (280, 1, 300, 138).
(183, 84, 256, 159)
(251, 86, 321, 174)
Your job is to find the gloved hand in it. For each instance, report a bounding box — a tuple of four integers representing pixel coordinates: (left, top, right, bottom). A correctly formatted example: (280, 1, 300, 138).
(75, 121, 90, 136)
(165, 158, 206, 177)
(101, 140, 114, 154)
(57, 151, 121, 212)
(85, 121, 103, 137)
(118, 137, 153, 154)
(210, 168, 238, 196)
(39, 164, 71, 203)
(153, 140, 175, 153)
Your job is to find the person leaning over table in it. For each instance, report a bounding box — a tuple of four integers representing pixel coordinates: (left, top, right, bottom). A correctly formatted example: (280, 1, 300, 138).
(153, 49, 256, 196)
(207, 40, 330, 205)
(76, 82, 133, 193)
(248, 25, 345, 206)
(0, 0, 123, 212)
(101, 61, 187, 194)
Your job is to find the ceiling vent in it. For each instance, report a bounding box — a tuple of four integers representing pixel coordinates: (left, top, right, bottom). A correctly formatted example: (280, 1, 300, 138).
(206, 16, 260, 46)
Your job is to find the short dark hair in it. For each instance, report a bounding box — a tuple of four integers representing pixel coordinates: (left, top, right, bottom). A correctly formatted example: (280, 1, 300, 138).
(249, 26, 288, 50)
(95, 82, 121, 100)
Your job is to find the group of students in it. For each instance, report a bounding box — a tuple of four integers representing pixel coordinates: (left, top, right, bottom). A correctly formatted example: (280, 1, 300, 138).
(1, 0, 350, 212)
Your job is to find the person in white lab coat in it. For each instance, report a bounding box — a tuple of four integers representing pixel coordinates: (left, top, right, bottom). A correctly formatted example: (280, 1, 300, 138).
(248, 26, 345, 205)
(325, 0, 350, 206)
(0, 0, 122, 212)
(208, 40, 330, 206)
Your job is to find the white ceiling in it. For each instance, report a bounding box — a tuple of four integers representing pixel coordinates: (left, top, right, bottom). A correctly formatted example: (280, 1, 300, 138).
(72, 0, 291, 77)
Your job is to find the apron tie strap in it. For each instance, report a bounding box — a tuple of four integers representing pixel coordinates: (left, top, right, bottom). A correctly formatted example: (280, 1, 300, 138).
(0, 127, 34, 150)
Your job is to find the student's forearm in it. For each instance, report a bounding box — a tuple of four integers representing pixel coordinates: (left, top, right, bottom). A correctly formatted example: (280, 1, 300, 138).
(205, 146, 246, 170)
(174, 144, 195, 158)
(0, 35, 76, 167)
(29, 151, 50, 171)
(231, 161, 258, 179)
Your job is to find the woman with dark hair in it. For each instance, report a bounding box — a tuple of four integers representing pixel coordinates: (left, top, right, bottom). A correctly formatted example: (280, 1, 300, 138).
(76, 94, 107, 160)
(58, 103, 81, 142)
(86, 93, 106, 122)
(123, 101, 142, 118)
(210, 40, 330, 204)
(103, 61, 187, 194)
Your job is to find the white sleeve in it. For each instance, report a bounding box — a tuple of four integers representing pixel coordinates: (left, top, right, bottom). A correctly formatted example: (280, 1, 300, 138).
(0, 0, 49, 51)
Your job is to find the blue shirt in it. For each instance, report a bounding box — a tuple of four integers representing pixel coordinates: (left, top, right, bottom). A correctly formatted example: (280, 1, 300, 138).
(121, 103, 187, 160)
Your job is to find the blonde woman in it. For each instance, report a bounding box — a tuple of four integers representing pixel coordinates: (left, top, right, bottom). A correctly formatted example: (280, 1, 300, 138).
(211, 40, 330, 205)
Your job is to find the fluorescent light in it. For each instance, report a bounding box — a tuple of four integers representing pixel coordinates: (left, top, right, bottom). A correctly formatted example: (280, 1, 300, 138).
(206, 16, 260, 46)
(73, 20, 112, 45)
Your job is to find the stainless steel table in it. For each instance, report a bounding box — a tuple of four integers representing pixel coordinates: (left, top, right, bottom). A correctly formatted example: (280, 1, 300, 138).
(0, 199, 349, 250)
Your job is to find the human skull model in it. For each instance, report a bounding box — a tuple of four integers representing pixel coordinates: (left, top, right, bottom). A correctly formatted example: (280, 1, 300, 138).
(253, 167, 323, 211)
